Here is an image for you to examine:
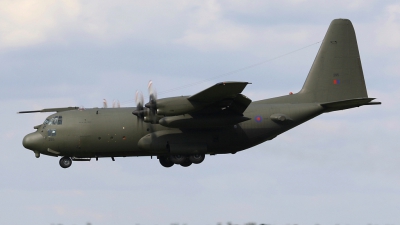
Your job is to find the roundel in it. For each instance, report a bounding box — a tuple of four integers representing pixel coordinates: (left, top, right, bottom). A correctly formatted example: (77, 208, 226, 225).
(254, 116, 263, 123)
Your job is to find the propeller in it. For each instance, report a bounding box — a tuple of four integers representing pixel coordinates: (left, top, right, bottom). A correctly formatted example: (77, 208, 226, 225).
(145, 80, 158, 123)
(103, 99, 108, 108)
(132, 80, 159, 125)
(112, 100, 120, 108)
(133, 91, 145, 120)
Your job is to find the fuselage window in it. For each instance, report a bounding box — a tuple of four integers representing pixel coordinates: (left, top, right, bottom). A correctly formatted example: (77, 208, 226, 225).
(47, 129, 56, 137)
(43, 119, 49, 125)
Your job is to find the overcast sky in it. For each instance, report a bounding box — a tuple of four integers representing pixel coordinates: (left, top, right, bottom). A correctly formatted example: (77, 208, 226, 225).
(1, 1, 400, 225)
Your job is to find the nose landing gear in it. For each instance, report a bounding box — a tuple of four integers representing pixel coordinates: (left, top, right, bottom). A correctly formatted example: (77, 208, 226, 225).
(59, 156, 72, 168)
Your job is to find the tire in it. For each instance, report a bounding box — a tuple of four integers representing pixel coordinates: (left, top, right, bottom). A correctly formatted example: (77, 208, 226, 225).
(159, 156, 174, 168)
(59, 156, 72, 168)
(180, 161, 192, 167)
(189, 154, 205, 164)
(169, 154, 187, 164)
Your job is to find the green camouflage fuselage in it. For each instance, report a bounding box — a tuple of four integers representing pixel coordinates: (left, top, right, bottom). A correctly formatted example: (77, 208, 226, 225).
(28, 99, 323, 158)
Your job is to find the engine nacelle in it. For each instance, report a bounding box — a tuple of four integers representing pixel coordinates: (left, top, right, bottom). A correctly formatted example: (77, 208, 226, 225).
(155, 96, 204, 116)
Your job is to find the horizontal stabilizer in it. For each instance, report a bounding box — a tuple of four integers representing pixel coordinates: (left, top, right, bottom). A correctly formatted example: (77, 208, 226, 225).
(18, 107, 79, 114)
(320, 98, 381, 112)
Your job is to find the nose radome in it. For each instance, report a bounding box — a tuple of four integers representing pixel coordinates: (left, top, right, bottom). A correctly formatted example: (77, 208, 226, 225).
(23, 132, 43, 150)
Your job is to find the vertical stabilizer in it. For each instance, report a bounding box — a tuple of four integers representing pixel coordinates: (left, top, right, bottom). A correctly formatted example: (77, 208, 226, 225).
(299, 19, 368, 103)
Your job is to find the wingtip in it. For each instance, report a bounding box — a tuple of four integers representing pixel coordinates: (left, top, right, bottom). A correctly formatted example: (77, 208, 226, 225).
(365, 102, 382, 105)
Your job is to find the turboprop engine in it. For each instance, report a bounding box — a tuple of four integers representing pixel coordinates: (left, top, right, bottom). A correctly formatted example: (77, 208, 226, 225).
(153, 96, 204, 116)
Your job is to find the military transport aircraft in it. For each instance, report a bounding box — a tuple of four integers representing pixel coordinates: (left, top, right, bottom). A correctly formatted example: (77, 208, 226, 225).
(20, 19, 380, 168)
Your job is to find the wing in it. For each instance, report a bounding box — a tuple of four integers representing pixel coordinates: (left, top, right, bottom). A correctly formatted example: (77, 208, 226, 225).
(191, 93, 252, 115)
(188, 82, 252, 115)
(188, 82, 250, 103)
(18, 107, 79, 114)
(158, 82, 252, 128)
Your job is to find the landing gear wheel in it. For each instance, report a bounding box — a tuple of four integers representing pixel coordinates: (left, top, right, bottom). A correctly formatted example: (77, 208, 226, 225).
(189, 154, 205, 164)
(59, 156, 72, 168)
(159, 156, 174, 168)
(169, 154, 187, 164)
(180, 161, 192, 167)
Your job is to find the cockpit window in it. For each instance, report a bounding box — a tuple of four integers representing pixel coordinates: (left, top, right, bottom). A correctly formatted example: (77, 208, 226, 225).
(46, 116, 63, 125)
(50, 117, 57, 125)
(47, 129, 56, 137)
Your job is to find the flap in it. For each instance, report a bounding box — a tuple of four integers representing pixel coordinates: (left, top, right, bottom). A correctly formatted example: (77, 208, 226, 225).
(188, 82, 250, 103)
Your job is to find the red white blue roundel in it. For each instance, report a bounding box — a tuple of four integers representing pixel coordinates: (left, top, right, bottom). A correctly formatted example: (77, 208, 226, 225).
(254, 116, 263, 123)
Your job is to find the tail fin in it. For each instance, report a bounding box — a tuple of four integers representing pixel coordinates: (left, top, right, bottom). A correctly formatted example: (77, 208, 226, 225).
(299, 19, 368, 103)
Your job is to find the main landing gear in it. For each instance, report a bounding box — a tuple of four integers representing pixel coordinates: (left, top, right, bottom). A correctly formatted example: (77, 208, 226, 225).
(59, 156, 72, 168)
(158, 154, 205, 168)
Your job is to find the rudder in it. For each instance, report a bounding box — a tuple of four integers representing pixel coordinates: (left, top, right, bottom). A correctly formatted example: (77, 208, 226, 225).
(299, 19, 368, 103)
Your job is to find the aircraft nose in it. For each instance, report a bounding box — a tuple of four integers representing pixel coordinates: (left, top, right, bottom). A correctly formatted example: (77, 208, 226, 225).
(23, 132, 43, 150)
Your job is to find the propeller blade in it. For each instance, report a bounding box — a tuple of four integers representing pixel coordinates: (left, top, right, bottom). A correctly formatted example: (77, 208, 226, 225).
(146, 80, 158, 123)
(103, 99, 108, 108)
(133, 91, 146, 128)
(112, 100, 120, 108)
(135, 91, 145, 112)
(146, 80, 157, 109)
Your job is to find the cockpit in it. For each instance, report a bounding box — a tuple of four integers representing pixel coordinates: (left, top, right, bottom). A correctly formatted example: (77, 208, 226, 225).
(44, 116, 63, 125)
(43, 116, 62, 137)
